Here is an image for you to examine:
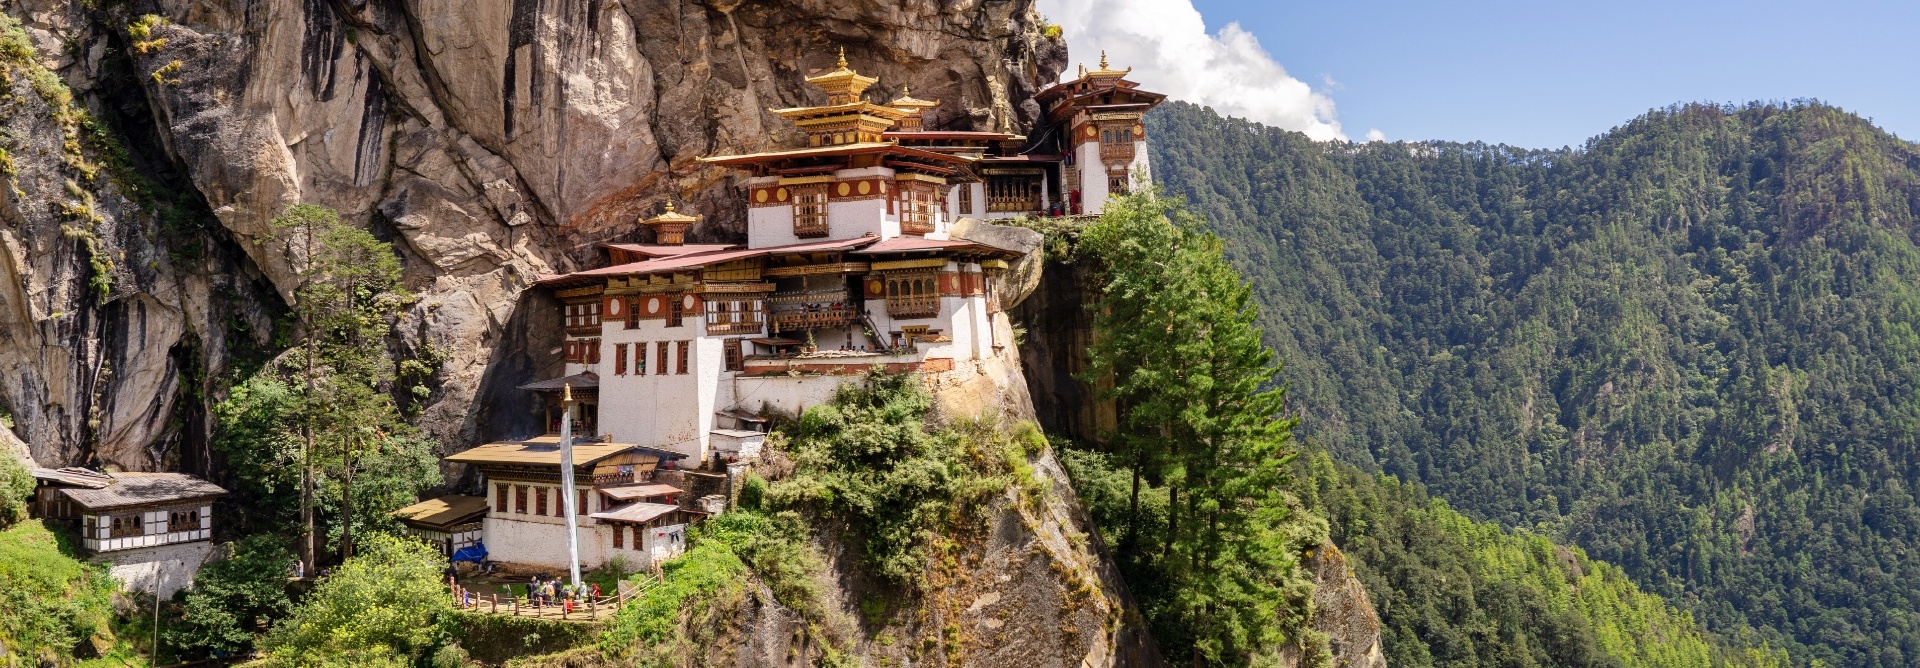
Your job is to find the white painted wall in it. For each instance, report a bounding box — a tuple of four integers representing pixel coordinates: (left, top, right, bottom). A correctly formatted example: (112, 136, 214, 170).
(97, 541, 218, 599)
(1076, 139, 1110, 215)
(728, 373, 849, 417)
(1129, 138, 1153, 191)
(597, 315, 721, 460)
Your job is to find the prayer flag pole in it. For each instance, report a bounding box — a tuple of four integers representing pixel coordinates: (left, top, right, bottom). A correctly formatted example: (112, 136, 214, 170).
(560, 383, 584, 590)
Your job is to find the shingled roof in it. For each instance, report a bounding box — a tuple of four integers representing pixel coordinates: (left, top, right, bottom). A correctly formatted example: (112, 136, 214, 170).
(58, 472, 226, 511)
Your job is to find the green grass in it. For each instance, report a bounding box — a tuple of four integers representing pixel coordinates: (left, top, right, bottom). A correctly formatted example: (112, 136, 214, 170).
(596, 541, 746, 661)
(0, 519, 145, 666)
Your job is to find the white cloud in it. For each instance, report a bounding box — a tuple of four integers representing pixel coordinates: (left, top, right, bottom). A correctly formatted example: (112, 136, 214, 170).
(1366, 129, 1387, 142)
(1041, 0, 1347, 141)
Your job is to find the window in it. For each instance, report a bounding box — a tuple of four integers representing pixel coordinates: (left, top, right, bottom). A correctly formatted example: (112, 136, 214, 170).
(956, 185, 974, 216)
(110, 514, 142, 538)
(636, 342, 648, 375)
(986, 175, 1041, 212)
(657, 342, 671, 375)
(613, 523, 624, 548)
(1108, 175, 1129, 196)
(706, 300, 764, 335)
(614, 344, 628, 375)
(1100, 126, 1136, 162)
(676, 341, 690, 375)
(625, 297, 641, 329)
(577, 490, 588, 516)
(884, 272, 942, 318)
(563, 302, 601, 329)
(724, 340, 743, 371)
(792, 185, 828, 237)
(585, 339, 601, 364)
(496, 484, 509, 512)
(515, 485, 528, 514)
(900, 183, 937, 234)
(667, 296, 684, 328)
(535, 488, 548, 516)
(168, 508, 201, 532)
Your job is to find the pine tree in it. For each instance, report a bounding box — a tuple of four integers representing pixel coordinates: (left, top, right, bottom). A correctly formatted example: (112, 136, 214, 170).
(1079, 191, 1327, 665)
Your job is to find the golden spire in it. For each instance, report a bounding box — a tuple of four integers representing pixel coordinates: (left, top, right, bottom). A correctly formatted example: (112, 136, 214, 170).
(643, 199, 700, 245)
(562, 382, 572, 403)
(803, 46, 880, 105)
(1086, 50, 1132, 78)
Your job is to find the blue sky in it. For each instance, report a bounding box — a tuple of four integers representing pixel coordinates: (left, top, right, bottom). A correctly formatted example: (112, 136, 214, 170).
(1042, 0, 1919, 148)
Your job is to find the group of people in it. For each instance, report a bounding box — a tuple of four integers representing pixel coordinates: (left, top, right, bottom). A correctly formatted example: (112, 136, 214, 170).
(524, 575, 601, 610)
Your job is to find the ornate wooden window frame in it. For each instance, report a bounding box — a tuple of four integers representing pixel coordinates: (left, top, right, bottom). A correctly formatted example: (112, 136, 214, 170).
(792, 184, 829, 238)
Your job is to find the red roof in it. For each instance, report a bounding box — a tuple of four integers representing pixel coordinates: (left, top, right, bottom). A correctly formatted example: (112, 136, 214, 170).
(759, 236, 880, 254)
(882, 131, 1017, 141)
(538, 237, 883, 286)
(851, 237, 984, 254)
(603, 243, 738, 259)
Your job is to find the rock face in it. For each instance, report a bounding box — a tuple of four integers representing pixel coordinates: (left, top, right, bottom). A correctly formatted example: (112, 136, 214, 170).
(0, 0, 1068, 463)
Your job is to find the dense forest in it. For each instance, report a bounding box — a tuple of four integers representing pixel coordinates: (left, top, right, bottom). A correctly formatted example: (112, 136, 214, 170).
(1147, 100, 1920, 666)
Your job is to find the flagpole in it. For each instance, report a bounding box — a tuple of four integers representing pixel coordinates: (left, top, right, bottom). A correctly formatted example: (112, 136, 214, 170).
(559, 383, 583, 591)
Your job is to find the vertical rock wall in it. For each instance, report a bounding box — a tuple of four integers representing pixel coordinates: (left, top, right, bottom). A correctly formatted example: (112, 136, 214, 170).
(0, 0, 1068, 461)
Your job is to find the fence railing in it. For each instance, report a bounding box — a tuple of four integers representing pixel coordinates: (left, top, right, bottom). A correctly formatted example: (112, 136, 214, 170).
(449, 570, 664, 621)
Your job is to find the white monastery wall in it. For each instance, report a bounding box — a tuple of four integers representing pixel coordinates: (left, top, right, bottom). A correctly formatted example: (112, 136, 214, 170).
(1129, 138, 1153, 190)
(96, 541, 218, 599)
(1076, 140, 1109, 214)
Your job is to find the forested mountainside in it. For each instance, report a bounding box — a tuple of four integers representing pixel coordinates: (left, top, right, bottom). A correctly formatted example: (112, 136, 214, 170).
(1147, 100, 1920, 666)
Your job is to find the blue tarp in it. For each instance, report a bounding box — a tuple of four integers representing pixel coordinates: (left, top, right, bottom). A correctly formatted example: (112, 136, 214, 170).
(451, 542, 488, 564)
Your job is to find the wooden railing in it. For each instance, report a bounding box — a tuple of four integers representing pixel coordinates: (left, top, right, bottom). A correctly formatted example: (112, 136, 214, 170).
(768, 291, 857, 330)
(450, 570, 664, 622)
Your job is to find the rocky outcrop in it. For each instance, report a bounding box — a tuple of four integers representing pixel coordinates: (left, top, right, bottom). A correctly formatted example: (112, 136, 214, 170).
(0, 0, 1068, 461)
(0, 12, 281, 470)
(1302, 544, 1386, 668)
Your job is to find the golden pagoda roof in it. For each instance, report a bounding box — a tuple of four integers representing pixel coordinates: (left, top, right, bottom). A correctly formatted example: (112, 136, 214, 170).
(804, 47, 880, 105)
(698, 141, 976, 166)
(887, 84, 939, 109)
(643, 200, 699, 225)
(768, 101, 912, 123)
(1077, 50, 1133, 79)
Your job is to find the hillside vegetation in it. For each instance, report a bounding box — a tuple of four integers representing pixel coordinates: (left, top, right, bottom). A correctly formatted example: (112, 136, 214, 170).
(1049, 192, 1778, 666)
(0, 519, 142, 666)
(1147, 100, 1920, 666)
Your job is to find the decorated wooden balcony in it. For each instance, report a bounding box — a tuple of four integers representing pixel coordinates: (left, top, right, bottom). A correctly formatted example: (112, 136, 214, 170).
(768, 290, 857, 331)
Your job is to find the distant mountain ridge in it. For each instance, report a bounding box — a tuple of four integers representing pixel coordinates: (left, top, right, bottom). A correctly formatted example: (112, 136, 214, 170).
(1148, 100, 1920, 666)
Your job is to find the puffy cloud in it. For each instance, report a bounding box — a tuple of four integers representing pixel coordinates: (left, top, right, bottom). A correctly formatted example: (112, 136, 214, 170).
(1366, 129, 1387, 142)
(1041, 0, 1346, 141)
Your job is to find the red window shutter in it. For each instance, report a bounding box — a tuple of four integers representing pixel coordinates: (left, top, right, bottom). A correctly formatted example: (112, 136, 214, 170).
(536, 488, 547, 516)
(657, 342, 670, 375)
(613, 523, 623, 548)
(677, 341, 689, 374)
(615, 344, 628, 375)
(515, 486, 527, 513)
(496, 484, 508, 512)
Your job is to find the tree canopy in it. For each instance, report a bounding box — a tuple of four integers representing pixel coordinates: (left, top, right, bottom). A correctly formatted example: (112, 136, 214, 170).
(1147, 99, 1920, 666)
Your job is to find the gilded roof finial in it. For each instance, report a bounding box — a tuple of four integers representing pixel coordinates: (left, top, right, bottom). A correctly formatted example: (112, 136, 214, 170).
(562, 382, 573, 403)
(1099, 50, 1108, 70)
(836, 46, 848, 70)
(664, 199, 677, 214)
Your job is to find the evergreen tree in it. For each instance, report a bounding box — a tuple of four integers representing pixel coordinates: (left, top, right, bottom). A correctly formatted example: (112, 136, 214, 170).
(212, 205, 438, 563)
(1078, 192, 1327, 665)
